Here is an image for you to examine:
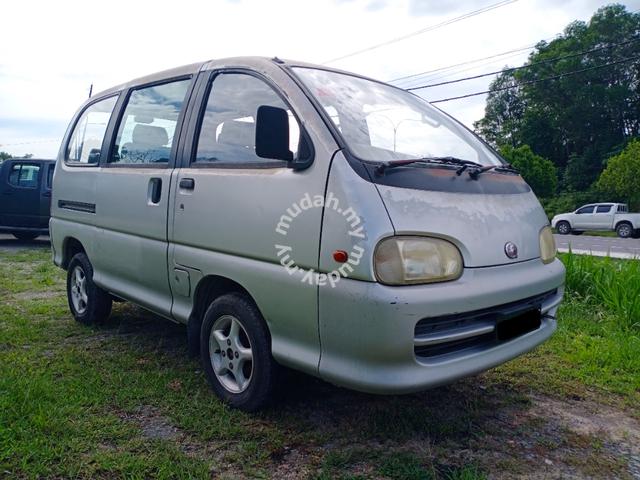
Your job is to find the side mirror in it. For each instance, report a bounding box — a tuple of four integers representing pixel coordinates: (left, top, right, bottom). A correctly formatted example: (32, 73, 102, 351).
(255, 106, 293, 163)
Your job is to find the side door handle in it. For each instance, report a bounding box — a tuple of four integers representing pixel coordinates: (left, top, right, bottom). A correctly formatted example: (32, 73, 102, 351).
(149, 178, 162, 204)
(179, 178, 195, 190)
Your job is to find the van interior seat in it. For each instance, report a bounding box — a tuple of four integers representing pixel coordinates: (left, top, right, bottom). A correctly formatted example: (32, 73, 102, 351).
(209, 120, 256, 163)
(218, 121, 255, 148)
(121, 124, 170, 163)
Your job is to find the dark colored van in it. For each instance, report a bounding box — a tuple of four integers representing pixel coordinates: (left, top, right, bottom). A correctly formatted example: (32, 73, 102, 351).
(0, 159, 55, 240)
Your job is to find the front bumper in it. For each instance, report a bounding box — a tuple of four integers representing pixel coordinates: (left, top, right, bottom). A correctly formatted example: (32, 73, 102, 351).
(318, 257, 565, 394)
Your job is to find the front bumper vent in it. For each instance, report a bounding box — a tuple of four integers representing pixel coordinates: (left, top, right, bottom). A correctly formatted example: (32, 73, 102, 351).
(414, 290, 556, 360)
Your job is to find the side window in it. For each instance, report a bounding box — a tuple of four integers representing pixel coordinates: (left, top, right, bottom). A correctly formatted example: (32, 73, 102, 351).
(111, 79, 191, 165)
(596, 205, 611, 213)
(576, 206, 594, 214)
(8, 163, 40, 188)
(194, 73, 300, 165)
(66, 96, 117, 164)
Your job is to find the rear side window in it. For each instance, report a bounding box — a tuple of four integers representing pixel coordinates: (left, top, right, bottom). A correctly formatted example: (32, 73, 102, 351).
(596, 205, 612, 213)
(194, 73, 300, 165)
(110, 79, 191, 165)
(66, 96, 117, 164)
(8, 163, 40, 188)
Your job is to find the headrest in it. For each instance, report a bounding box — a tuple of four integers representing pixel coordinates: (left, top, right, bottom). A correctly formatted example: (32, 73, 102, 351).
(218, 121, 255, 148)
(132, 124, 169, 146)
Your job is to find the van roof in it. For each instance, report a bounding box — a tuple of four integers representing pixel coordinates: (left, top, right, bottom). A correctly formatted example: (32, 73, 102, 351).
(90, 56, 379, 100)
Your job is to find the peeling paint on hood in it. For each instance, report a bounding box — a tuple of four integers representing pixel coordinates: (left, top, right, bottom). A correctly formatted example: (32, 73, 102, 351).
(376, 184, 549, 267)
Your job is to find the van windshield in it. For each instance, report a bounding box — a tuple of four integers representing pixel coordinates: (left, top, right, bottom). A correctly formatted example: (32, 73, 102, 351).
(293, 67, 503, 166)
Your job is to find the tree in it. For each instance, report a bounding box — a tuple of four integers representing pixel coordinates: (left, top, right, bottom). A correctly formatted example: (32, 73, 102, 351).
(474, 70, 525, 147)
(596, 138, 640, 210)
(0, 151, 11, 162)
(476, 5, 640, 191)
(499, 144, 558, 198)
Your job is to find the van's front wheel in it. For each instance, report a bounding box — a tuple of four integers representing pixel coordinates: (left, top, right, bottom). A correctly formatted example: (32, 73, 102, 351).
(200, 293, 279, 412)
(66, 253, 112, 325)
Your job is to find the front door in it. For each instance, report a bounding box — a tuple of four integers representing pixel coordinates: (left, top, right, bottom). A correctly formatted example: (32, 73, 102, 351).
(94, 77, 193, 318)
(1, 161, 42, 228)
(572, 205, 595, 230)
(170, 70, 333, 373)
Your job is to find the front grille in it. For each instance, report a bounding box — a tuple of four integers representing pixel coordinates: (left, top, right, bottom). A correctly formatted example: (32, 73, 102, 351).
(414, 290, 556, 360)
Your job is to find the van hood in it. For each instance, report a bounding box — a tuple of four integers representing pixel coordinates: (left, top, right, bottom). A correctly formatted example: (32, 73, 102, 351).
(375, 185, 548, 268)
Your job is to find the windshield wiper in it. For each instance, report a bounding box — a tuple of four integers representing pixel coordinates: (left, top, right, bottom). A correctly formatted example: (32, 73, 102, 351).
(375, 156, 482, 175)
(375, 156, 519, 179)
(466, 163, 519, 179)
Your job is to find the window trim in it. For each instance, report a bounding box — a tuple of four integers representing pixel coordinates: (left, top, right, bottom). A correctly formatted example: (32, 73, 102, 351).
(6, 161, 41, 190)
(595, 205, 613, 214)
(103, 75, 195, 169)
(576, 206, 595, 214)
(64, 94, 120, 168)
(188, 68, 314, 170)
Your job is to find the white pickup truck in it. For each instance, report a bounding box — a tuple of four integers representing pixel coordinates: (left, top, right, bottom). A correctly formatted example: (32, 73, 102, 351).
(552, 203, 640, 238)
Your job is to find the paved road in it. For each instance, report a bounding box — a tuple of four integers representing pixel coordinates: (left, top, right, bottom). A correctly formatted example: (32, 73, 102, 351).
(554, 234, 640, 259)
(0, 234, 51, 251)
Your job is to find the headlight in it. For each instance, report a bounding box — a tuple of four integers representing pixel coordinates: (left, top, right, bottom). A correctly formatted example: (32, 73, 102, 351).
(539, 226, 556, 264)
(374, 236, 463, 285)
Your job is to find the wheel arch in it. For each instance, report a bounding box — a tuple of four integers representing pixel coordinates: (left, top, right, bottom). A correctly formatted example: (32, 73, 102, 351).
(61, 237, 86, 270)
(615, 220, 632, 230)
(187, 275, 267, 356)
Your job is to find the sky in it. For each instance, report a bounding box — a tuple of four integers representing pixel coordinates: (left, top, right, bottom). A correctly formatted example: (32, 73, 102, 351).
(1, 0, 638, 158)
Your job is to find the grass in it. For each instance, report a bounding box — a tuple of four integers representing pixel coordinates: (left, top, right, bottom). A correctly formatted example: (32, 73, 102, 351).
(563, 252, 640, 330)
(0, 248, 638, 478)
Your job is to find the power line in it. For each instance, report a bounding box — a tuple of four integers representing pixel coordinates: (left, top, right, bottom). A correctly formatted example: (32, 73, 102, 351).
(407, 36, 640, 91)
(396, 7, 640, 85)
(428, 54, 640, 104)
(389, 41, 543, 84)
(323, 0, 518, 64)
(398, 49, 531, 86)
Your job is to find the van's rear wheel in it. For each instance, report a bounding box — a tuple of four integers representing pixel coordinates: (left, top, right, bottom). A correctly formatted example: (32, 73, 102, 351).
(13, 232, 39, 241)
(616, 222, 633, 238)
(556, 221, 571, 235)
(66, 253, 112, 325)
(200, 293, 279, 412)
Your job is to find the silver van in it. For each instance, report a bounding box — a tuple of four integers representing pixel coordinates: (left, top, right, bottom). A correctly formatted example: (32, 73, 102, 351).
(51, 57, 565, 411)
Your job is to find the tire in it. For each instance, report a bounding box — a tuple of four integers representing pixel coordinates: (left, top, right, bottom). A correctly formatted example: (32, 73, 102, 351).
(13, 232, 39, 241)
(66, 253, 112, 325)
(616, 222, 633, 238)
(556, 221, 571, 235)
(200, 292, 280, 412)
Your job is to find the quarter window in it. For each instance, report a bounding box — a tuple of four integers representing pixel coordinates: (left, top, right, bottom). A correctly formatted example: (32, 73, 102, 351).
(111, 79, 191, 165)
(8, 163, 40, 188)
(66, 96, 117, 164)
(194, 73, 300, 165)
